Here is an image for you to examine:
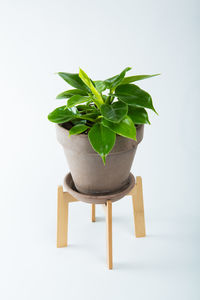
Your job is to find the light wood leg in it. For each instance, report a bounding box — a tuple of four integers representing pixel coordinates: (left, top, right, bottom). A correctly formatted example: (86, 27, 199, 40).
(91, 204, 96, 222)
(132, 176, 146, 237)
(57, 186, 69, 247)
(106, 201, 113, 269)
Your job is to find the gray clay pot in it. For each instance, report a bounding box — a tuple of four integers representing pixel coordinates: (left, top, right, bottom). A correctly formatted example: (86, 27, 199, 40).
(56, 124, 144, 195)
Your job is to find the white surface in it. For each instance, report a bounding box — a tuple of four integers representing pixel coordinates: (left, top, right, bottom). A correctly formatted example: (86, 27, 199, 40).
(0, 0, 199, 299)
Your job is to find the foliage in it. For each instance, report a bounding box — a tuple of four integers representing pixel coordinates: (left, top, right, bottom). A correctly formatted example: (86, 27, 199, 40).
(48, 68, 159, 164)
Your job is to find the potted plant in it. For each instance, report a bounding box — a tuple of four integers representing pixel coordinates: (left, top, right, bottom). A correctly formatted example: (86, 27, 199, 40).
(48, 67, 159, 195)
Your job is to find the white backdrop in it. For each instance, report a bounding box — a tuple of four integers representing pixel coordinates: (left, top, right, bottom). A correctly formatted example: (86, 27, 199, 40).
(0, 0, 199, 299)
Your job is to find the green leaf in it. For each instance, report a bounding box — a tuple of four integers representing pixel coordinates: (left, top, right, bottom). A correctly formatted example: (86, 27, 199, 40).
(101, 101, 128, 123)
(115, 84, 157, 113)
(88, 123, 116, 164)
(69, 124, 89, 136)
(48, 106, 77, 123)
(76, 105, 99, 121)
(121, 74, 160, 85)
(56, 89, 88, 99)
(76, 104, 89, 111)
(79, 68, 104, 108)
(78, 112, 100, 122)
(76, 104, 96, 113)
(94, 80, 107, 92)
(67, 95, 91, 108)
(128, 106, 150, 124)
(104, 67, 131, 91)
(58, 72, 89, 92)
(71, 119, 87, 125)
(102, 116, 136, 140)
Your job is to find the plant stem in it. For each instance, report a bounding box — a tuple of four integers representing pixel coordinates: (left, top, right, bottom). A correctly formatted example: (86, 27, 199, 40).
(78, 116, 96, 122)
(105, 90, 115, 104)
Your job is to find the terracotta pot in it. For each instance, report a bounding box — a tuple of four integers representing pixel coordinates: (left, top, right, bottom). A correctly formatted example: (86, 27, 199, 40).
(56, 124, 144, 195)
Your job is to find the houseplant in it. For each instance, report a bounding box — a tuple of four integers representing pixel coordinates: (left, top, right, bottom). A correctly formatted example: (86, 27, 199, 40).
(48, 67, 158, 194)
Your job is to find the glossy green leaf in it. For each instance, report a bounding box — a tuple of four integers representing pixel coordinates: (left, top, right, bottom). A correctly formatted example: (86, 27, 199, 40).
(76, 104, 96, 113)
(115, 84, 157, 113)
(56, 89, 88, 99)
(76, 105, 99, 120)
(76, 104, 90, 111)
(48, 106, 77, 123)
(88, 123, 116, 164)
(58, 72, 89, 92)
(69, 124, 89, 136)
(79, 69, 104, 108)
(121, 74, 160, 85)
(101, 101, 128, 123)
(78, 112, 100, 122)
(128, 106, 150, 124)
(104, 67, 131, 91)
(67, 95, 91, 108)
(102, 116, 136, 140)
(94, 80, 107, 92)
(71, 118, 87, 125)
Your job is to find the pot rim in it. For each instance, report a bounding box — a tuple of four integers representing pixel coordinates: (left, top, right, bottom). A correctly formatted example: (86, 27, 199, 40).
(56, 123, 143, 139)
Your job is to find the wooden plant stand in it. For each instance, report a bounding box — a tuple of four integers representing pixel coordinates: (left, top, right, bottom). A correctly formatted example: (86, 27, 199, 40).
(57, 176, 146, 270)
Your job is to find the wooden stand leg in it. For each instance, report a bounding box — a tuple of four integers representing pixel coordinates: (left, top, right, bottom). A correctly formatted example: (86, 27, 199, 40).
(91, 204, 95, 222)
(106, 201, 113, 269)
(57, 186, 69, 247)
(132, 176, 146, 237)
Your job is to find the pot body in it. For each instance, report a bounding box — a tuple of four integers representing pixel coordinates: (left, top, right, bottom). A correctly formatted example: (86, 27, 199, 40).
(56, 124, 144, 194)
